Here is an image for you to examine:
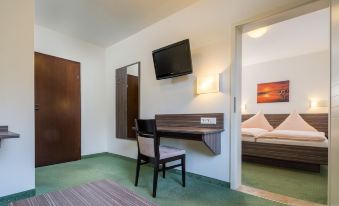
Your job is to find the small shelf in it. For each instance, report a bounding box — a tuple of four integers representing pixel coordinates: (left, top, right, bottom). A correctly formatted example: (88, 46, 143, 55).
(0, 126, 20, 147)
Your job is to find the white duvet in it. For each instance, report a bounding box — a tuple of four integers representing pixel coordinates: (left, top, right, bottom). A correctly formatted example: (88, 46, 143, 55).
(258, 130, 327, 142)
(241, 128, 268, 137)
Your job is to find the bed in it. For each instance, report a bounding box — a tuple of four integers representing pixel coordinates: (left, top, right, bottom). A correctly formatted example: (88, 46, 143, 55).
(242, 113, 328, 172)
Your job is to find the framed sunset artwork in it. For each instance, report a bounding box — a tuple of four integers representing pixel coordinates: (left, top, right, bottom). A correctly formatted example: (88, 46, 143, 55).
(257, 80, 289, 103)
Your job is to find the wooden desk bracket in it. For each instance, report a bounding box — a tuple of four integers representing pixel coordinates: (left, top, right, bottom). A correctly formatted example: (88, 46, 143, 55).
(0, 126, 20, 147)
(202, 133, 221, 155)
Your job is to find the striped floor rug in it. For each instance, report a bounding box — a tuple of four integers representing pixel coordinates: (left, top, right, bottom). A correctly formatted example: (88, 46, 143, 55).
(9, 180, 156, 206)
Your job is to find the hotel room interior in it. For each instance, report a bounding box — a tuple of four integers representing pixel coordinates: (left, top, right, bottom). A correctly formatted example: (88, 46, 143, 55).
(240, 8, 329, 205)
(1, 0, 339, 206)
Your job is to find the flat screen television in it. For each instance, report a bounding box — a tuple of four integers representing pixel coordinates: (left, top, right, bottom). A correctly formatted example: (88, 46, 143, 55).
(152, 39, 193, 80)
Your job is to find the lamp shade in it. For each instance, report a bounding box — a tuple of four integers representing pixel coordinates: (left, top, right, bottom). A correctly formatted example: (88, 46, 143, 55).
(310, 100, 328, 108)
(196, 74, 220, 94)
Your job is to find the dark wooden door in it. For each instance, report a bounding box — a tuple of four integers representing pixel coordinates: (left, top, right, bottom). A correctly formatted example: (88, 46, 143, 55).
(35, 52, 81, 167)
(127, 75, 139, 139)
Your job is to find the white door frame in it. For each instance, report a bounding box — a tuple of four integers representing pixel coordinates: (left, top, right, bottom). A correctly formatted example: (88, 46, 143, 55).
(229, 0, 330, 190)
(329, 0, 339, 205)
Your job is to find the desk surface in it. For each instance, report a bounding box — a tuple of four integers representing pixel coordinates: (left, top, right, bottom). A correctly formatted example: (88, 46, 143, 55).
(157, 126, 224, 135)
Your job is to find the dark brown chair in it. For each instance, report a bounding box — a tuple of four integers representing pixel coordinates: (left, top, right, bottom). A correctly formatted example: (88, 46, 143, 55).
(134, 119, 186, 197)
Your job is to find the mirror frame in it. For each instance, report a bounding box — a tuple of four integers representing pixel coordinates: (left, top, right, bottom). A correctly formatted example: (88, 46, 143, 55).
(115, 62, 141, 140)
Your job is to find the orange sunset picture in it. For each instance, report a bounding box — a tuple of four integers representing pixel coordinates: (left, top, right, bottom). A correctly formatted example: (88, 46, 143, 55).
(257, 80, 289, 103)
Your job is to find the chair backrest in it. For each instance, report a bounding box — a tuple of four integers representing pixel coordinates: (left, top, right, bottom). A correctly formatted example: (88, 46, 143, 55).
(134, 119, 159, 159)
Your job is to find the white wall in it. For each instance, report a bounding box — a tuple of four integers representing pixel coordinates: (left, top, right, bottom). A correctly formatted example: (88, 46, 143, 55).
(127, 64, 139, 77)
(105, 0, 312, 181)
(0, 0, 35, 197)
(34, 25, 107, 155)
(242, 51, 330, 114)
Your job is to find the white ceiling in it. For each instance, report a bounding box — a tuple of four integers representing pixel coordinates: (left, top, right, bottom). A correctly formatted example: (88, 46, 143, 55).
(242, 8, 330, 66)
(35, 0, 198, 47)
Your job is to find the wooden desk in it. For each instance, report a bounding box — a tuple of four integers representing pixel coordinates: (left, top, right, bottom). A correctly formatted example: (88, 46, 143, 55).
(155, 113, 224, 155)
(0, 126, 20, 147)
(157, 126, 223, 155)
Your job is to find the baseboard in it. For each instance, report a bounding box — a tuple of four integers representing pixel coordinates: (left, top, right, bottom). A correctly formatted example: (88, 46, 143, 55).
(0, 189, 36, 205)
(167, 169, 230, 188)
(81, 152, 112, 159)
(82, 152, 136, 161)
(84, 152, 230, 188)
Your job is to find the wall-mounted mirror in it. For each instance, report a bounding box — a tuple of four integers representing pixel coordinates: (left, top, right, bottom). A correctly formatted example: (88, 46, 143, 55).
(116, 62, 140, 139)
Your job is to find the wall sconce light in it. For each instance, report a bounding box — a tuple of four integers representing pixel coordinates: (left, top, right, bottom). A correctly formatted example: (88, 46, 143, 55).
(241, 103, 247, 113)
(196, 74, 220, 94)
(309, 100, 328, 108)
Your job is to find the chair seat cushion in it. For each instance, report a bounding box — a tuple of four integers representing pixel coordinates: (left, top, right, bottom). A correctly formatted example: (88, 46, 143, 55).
(159, 146, 185, 159)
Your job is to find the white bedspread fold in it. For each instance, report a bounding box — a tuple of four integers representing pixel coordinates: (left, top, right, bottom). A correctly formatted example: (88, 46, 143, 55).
(258, 130, 327, 142)
(241, 128, 268, 137)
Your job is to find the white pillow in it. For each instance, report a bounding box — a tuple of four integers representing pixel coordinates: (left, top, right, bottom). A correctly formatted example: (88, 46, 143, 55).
(242, 111, 273, 131)
(275, 111, 317, 132)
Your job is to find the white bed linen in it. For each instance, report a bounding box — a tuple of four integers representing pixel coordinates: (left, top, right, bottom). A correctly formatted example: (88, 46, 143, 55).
(258, 130, 327, 142)
(241, 128, 268, 137)
(256, 138, 328, 148)
(242, 135, 256, 142)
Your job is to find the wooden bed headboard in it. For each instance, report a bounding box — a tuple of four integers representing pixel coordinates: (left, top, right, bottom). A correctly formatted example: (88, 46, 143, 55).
(242, 113, 328, 137)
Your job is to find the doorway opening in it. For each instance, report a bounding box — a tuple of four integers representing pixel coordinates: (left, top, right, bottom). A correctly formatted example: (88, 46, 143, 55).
(231, 1, 330, 205)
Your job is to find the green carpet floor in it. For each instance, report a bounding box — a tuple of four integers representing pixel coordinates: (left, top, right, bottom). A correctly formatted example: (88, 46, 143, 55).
(242, 162, 328, 204)
(1, 153, 284, 206)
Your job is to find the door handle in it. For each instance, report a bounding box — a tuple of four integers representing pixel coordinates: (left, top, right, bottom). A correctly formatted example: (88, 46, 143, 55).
(35, 104, 40, 111)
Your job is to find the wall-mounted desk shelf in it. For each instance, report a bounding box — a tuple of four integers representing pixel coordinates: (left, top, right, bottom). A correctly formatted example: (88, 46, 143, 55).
(156, 113, 224, 155)
(0, 126, 20, 147)
(156, 126, 223, 155)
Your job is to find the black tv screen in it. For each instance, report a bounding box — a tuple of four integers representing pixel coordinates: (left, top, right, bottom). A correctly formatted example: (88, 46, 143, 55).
(152, 39, 193, 80)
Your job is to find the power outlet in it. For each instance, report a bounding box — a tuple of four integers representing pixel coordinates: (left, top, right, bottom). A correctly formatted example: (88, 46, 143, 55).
(200, 117, 217, 125)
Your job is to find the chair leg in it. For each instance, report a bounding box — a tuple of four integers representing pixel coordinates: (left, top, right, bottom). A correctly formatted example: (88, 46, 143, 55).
(135, 157, 141, 186)
(182, 156, 186, 187)
(162, 163, 166, 178)
(153, 164, 159, 198)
